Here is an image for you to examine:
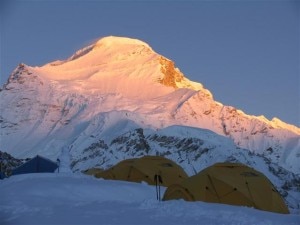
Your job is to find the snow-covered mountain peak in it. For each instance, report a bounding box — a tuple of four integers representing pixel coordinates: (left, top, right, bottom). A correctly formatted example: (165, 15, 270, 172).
(64, 36, 153, 62)
(19, 36, 210, 99)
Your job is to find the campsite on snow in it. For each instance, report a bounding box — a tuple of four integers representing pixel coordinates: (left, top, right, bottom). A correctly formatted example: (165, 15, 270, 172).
(1, 150, 299, 224)
(1, 36, 300, 224)
(1, 154, 300, 225)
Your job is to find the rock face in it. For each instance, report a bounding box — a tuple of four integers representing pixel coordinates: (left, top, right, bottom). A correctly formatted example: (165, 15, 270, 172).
(0, 151, 26, 177)
(158, 56, 185, 88)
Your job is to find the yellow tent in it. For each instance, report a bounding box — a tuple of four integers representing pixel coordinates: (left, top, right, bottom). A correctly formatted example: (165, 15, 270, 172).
(163, 163, 289, 214)
(95, 156, 188, 187)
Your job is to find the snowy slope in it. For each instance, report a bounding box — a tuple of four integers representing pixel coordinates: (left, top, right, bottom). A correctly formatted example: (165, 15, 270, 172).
(0, 173, 299, 225)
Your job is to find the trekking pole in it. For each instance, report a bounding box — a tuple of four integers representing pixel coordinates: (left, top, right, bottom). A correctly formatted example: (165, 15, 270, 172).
(158, 182, 161, 201)
(154, 174, 159, 201)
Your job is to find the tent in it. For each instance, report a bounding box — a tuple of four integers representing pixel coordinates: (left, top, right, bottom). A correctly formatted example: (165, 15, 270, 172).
(163, 163, 289, 214)
(83, 168, 103, 176)
(95, 156, 188, 187)
(12, 155, 58, 175)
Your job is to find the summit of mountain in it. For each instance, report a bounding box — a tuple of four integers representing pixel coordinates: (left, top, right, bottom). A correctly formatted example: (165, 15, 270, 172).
(26, 36, 209, 99)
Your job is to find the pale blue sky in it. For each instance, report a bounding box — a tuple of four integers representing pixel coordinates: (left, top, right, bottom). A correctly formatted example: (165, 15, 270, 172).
(1, 0, 299, 126)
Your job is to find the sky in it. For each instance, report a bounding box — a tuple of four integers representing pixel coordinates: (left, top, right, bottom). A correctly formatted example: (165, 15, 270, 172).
(0, 0, 299, 127)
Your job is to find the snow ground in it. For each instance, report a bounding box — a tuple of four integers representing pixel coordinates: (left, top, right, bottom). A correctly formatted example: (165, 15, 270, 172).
(0, 173, 299, 225)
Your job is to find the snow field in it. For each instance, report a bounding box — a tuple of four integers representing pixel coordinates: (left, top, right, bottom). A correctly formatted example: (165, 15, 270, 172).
(0, 173, 299, 225)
